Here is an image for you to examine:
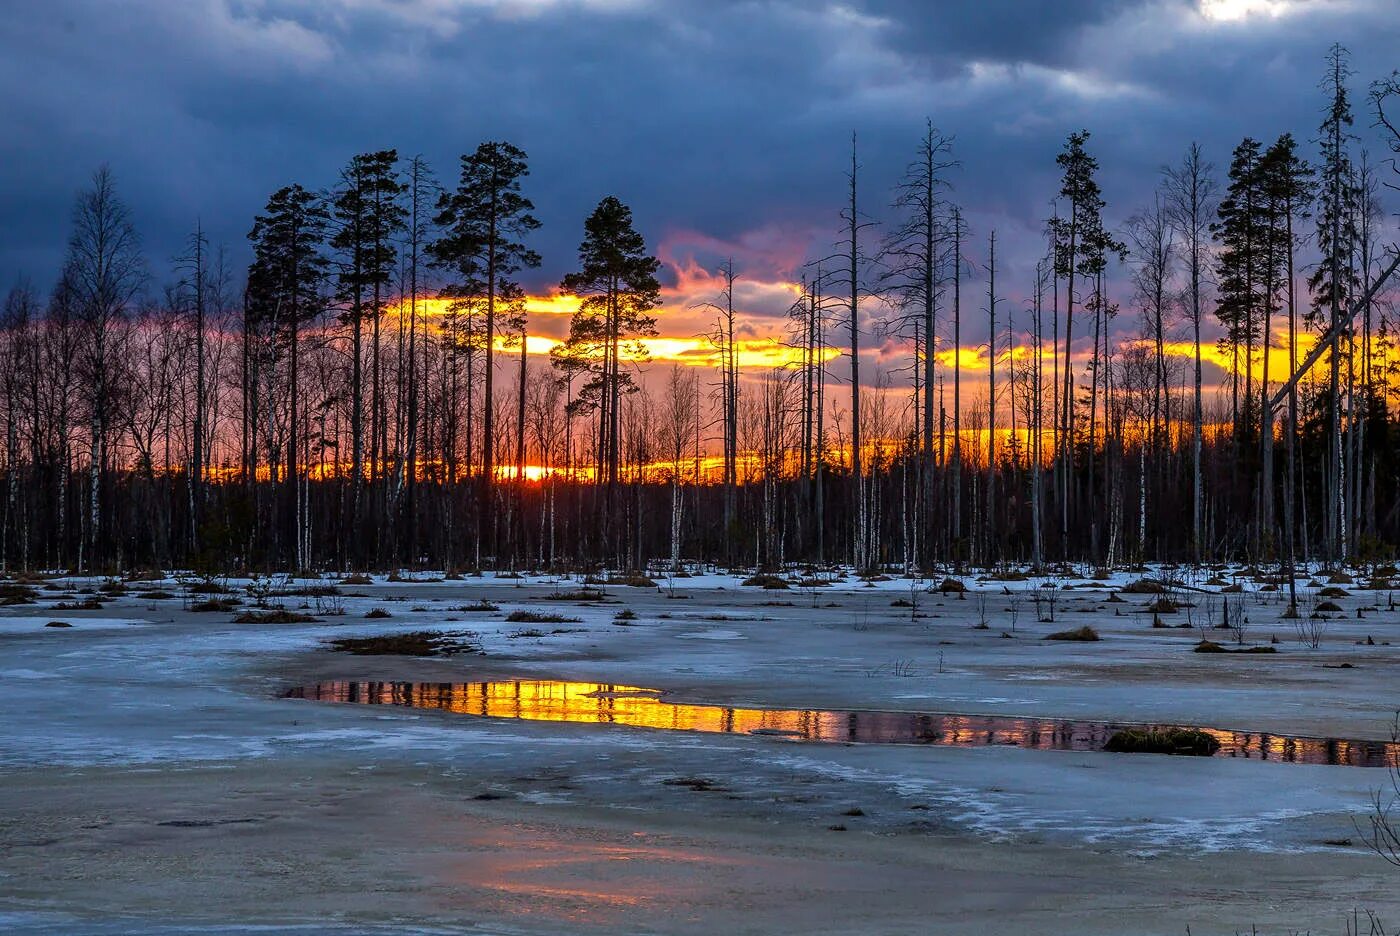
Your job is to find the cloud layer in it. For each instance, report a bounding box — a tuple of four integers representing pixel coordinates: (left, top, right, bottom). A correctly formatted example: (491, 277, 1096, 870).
(2, 0, 1398, 372)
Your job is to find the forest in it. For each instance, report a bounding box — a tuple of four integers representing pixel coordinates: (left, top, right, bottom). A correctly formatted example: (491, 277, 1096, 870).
(5, 43, 1400, 579)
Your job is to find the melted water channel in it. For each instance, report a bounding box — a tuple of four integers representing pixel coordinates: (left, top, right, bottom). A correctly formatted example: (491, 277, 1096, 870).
(285, 679, 1400, 767)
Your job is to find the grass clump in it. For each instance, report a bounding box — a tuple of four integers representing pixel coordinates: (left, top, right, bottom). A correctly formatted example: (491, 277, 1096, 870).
(0, 583, 39, 604)
(1104, 727, 1221, 757)
(1044, 625, 1099, 641)
(545, 588, 606, 601)
(742, 574, 789, 589)
(608, 574, 658, 587)
(1315, 601, 1344, 613)
(456, 600, 499, 612)
(1194, 640, 1277, 654)
(1121, 578, 1165, 594)
(233, 609, 317, 624)
(190, 597, 239, 612)
(506, 610, 581, 624)
(937, 577, 967, 593)
(341, 573, 374, 585)
(364, 608, 393, 619)
(52, 598, 103, 611)
(326, 630, 481, 657)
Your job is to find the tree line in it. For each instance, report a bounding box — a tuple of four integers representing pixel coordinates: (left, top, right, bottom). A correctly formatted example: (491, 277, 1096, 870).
(3, 44, 1400, 577)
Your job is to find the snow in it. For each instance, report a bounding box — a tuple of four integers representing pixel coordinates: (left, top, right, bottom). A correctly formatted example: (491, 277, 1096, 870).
(0, 563, 1394, 856)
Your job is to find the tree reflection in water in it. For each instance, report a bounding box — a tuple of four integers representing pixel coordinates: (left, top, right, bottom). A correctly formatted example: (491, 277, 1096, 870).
(285, 679, 1400, 767)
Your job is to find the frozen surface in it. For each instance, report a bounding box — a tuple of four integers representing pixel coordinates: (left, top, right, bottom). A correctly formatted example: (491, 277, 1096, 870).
(2, 565, 1398, 933)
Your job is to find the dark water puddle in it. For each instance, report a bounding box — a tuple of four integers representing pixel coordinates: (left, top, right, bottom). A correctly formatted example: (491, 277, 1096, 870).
(284, 679, 1400, 767)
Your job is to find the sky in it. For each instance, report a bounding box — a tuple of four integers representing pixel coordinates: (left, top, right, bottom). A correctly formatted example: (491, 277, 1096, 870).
(3, 0, 1400, 399)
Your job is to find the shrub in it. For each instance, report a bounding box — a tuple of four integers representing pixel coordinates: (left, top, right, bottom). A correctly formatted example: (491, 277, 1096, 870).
(1104, 727, 1221, 756)
(341, 573, 373, 585)
(937, 577, 967, 593)
(742, 574, 789, 589)
(1045, 625, 1099, 641)
(364, 608, 392, 619)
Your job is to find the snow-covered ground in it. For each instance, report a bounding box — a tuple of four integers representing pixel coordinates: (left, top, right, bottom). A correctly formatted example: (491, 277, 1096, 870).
(2, 565, 1398, 934)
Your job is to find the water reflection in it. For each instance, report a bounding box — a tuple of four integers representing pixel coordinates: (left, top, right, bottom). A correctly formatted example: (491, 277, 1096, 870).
(285, 679, 1400, 767)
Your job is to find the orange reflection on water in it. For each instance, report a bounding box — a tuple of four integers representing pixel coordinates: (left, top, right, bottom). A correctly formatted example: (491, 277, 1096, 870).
(287, 679, 1400, 768)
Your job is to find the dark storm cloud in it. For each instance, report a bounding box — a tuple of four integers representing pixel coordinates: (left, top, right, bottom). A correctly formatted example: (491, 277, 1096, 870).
(2, 0, 1399, 326)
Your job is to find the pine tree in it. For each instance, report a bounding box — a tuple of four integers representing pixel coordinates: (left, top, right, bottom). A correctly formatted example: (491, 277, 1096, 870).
(553, 196, 660, 561)
(1310, 43, 1360, 562)
(331, 150, 405, 564)
(1213, 137, 1266, 440)
(247, 183, 330, 569)
(430, 142, 540, 565)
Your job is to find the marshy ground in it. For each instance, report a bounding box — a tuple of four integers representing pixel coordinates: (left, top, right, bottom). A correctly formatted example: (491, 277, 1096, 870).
(2, 565, 1399, 934)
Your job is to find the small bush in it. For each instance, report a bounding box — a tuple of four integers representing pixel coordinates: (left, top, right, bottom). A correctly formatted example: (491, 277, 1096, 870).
(1318, 586, 1349, 598)
(742, 574, 789, 589)
(341, 573, 373, 585)
(1316, 600, 1344, 613)
(615, 608, 638, 621)
(364, 608, 392, 619)
(937, 577, 967, 593)
(1147, 597, 1178, 613)
(1045, 625, 1099, 641)
(1104, 727, 1221, 756)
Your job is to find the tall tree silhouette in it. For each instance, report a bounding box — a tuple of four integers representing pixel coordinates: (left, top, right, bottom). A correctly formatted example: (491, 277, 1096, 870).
(553, 196, 659, 562)
(430, 141, 540, 565)
(331, 149, 404, 564)
(64, 166, 146, 570)
(247, 183, 329, 569)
